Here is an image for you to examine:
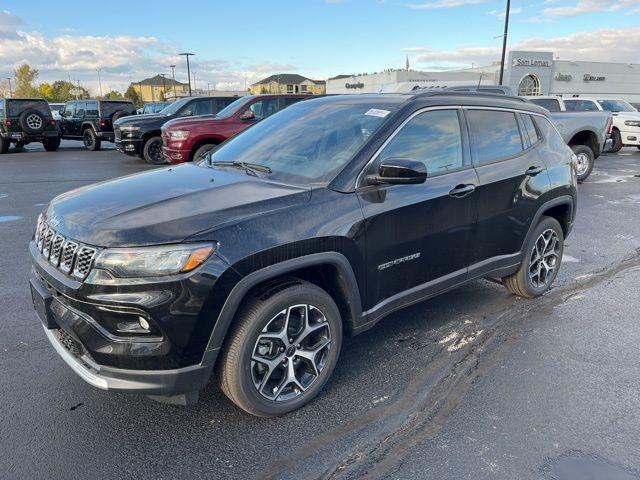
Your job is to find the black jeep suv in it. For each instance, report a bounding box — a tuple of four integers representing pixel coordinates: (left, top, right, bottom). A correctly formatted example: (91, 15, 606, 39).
(59, 100, 136, 151)
(0, 98, 59, 153)
(29, 93, 577, 416)
(113, 96, 238, 164)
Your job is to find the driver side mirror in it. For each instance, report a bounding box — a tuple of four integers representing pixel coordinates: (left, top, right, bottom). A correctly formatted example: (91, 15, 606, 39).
(366, 158, 428, 185)
(240, 109, 256, 121)
(182, 110, 193, 117)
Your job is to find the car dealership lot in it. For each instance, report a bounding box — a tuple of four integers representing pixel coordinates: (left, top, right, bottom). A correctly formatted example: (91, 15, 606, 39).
(2, 144, 640, 479)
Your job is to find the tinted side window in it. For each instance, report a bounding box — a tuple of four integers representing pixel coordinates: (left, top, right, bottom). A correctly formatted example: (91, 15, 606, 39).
(184, 99, 210, 116)
(378, 109, 464, 175)
(533, 115, 567, 152)
(74, 102, 86, 115)
(282, 97, 304, 108)
(249, 99, 280, 120)
(522, 114, 540, 144)
(467, 110, 523, 164)
(564, 100, 598, 112)
(529, 98, 561, 112)
(85, 101, 99, 116)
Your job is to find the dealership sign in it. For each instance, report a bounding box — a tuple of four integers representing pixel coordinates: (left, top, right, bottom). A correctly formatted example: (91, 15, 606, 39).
(345, 82, 364, 89)
(583, 74, 605, 82)
(555, 73, 572, 82)
(512, 58, 552, 68)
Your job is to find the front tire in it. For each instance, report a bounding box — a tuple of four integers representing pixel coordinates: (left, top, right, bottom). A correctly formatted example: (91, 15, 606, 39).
(571, 144, 594, 183)
(219, 280, 343, 417)
(142, 136, 165, 165)
(608, 129, 623, 153)
(503, 216, 564, 298)
(83, 129, 101, 151)
(192, 143, 218, 162)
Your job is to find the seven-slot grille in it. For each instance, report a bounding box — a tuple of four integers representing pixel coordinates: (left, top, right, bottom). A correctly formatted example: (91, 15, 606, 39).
(34, 216, 97, 280)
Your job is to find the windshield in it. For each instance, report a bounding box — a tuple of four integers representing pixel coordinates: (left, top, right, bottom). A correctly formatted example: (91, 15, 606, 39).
(159, 98, 191, 115)
(597, 99, 636, 112)
(208, 102, 391, 185)
(214, 96, 253, 119)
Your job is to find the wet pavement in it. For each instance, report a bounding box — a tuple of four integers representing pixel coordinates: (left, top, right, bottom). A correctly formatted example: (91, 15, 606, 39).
(1, 142, 640, 479)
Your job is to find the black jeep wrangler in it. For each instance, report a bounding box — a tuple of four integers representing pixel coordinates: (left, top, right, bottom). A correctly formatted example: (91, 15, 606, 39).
(30, 92, 577, 416)
(59, 100, 136, 151)
(0, 98, 60, 153)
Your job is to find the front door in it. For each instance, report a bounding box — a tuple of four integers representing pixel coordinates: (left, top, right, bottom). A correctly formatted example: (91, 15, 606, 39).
(357, 109, 479, 318)
(465, 108, 551, 276)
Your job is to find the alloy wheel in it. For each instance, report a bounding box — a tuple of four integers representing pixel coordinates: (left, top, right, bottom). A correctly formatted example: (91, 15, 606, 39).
(148, 140, 163, 163)
(84, 131, 94, 148)
(251, 304, 331, 402)
(26, 113, 43, 130)
(574, 152, 590, 177)
(529, 229, 561, 288)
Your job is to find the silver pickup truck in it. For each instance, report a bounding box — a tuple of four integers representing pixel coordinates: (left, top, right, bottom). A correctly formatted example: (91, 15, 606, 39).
(526, 96, 612, 182)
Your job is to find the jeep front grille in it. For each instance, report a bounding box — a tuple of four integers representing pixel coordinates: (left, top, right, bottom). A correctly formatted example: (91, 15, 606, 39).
(34, 217, 98, 281)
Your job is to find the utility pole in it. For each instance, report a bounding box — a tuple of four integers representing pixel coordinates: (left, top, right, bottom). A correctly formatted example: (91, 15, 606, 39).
(96, 68, 103, 97)
(6, 78, 12, 98)
(169, 65, 176, 99)
(76, 79, 81, 99)
(207, 82, 211, 96)
(179, 52, 195, 96)
(160, 73, 168, 100)
(192, 72, 197, 92)
(498, 0, 511, 86)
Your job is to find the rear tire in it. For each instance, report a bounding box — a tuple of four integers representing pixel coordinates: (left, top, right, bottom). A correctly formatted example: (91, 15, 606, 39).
(192, 143, 218, 162)
(503, 216, 564, 298)
(219, 280, 343, 417)
(83, 129, 101, 151)
(142, 136, 165, 165)
(43, 137, 61, 152)
(608, 129, 623, 153)
(571, 144, 594, 183)
(0, 136, 9, 154)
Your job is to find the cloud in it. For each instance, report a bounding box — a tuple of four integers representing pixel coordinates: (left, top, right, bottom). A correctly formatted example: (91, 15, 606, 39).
(404, 0, 488, 9)
(0, 12, 299, 94)
(408, 27, 640, 68)
(542, 0, 640, 17)
(487, 6, 522, 17)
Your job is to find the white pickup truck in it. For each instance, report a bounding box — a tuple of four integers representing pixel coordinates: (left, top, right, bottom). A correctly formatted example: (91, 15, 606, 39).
(526, 96, 612, 182)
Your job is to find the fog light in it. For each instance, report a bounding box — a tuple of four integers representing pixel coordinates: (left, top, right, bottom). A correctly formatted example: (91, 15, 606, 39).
(171, 152, 182, 160)
(125, 145, 135, 151)
(139, 317, 150, 330)
(627, 136, 637, 142)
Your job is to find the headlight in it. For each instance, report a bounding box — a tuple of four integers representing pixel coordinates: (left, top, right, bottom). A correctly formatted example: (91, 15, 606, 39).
(624, 120, 640, 127)
(94, 243, 214, 278)
(169, 130, 189, 140)
(119, 125, 140, 131)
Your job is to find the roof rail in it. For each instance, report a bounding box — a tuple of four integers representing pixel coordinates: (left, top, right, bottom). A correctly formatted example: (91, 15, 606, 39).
(410, 90, 528, 103)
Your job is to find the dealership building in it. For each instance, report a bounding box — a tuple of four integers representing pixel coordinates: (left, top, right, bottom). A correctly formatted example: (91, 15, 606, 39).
(326, 51, 640, 102)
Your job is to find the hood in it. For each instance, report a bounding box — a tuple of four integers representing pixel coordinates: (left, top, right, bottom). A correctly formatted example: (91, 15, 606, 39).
(163, 115, 222, 130)
(45, 163, 310, 247)
(115, 113, 168, 127)
(612, 111, 640, 121)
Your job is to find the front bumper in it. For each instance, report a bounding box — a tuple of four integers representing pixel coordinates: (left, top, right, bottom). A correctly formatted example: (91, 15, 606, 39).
(115, 138, 143, 155)
(620, 129, 640, 146)
(162, 145, 191, 164)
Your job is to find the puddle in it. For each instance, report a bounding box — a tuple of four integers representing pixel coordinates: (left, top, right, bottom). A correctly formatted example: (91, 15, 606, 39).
(542, 452, 639, 480)
(0, 215, 21, 223)
(562, 254, 580, 263)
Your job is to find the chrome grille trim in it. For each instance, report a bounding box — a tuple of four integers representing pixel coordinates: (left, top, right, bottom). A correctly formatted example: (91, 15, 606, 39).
(42, 227, 55, 258)
(59, 241, 78, 274)
(49, 234, 66, 266)
(73, 247, 97, 280)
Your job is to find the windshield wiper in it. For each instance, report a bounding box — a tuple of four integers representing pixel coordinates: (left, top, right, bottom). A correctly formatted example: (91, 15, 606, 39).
(209, 160, 272, 176)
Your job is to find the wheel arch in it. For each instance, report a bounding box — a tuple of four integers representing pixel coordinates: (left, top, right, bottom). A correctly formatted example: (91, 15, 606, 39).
(568, 129, 600, 158)
(203, 252, 364, 360)
(527, 196, 575, 243)
(189, 136, 225, 161)
(81, 121, 97, 133)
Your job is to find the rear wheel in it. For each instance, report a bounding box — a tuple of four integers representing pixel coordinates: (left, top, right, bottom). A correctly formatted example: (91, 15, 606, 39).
(142, 136, 165, 165)
(192, 143, 218, 162)
(608, 129, 623, 153)
(43, 137, 60, 152)
(503, 216, 564, 298)
(219, 280, 342, 417)
(571, 144, 594, 183)
(0, 136, 9, 154)
(83, 129, 101, 151)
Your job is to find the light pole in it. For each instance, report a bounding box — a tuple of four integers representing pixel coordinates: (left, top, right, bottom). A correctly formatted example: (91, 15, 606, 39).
(179, 52, 195, 96)
(160, 73, 168, 100)
(169, 65, 176, 99)
(207, 82, 211, 96)
(498, 0, 511, 86)
(192, 72, 197, 92)
(96, 68, 103, 97)
(5, 77, 12, 98)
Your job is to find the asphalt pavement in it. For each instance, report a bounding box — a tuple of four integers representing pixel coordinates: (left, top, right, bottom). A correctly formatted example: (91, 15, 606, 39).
(2, 141, 640, 480)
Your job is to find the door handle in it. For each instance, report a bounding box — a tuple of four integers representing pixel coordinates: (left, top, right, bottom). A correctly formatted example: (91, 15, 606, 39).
(449, 184, 476, 198)
(525, 166, 545, 176)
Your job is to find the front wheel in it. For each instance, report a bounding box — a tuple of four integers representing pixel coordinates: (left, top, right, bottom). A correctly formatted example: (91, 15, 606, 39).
(608, 129, 623, 153)
(142, 137, 165, 165)
(218, 280, 343, 417)
(192, 143, 218, 162)
(571, 145, 594, 183)
(503, 216, 564, 298)
(83, 129, 101, 151)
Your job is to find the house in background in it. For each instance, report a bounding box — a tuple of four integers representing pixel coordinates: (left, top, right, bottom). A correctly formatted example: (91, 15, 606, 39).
(130, 75, 190, 102)
(250, 74, 326, 95)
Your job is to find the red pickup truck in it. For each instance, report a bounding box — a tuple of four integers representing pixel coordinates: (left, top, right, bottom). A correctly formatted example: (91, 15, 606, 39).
(162, 94, 308, 163)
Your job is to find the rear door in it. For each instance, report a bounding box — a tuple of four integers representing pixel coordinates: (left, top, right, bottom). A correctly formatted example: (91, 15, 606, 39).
(465, 108, 550, 276)
(358, 108, 479, 314)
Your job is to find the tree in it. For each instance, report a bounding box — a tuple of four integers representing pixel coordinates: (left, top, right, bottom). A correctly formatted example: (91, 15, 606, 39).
(124, 85, 142, 107)
(38, 82, 55, 101)
(14, 63, 39, 97)
(104, 90, 123, 100)
(157, 90, 165, 102)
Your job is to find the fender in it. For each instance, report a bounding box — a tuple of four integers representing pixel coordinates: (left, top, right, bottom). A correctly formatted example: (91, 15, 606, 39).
(523, 194, 575, 253)
(81, 121, 98, 134)
(200, 251, 364, 367)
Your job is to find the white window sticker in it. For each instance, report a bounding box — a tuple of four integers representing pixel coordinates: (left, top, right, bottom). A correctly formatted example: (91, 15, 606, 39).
(365, 108, 390, 118)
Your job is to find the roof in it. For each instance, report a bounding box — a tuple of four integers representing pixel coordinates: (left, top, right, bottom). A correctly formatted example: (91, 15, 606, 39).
(252, 74, 325, 86)
(135, 75, 188, 87)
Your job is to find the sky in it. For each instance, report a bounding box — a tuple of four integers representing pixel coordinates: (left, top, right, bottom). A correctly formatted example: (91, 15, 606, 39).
(1, 0, 640, 95)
